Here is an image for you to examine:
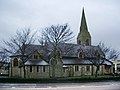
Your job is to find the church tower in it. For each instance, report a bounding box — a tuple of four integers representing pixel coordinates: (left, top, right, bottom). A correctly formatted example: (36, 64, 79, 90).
(77, 9, 91, 45)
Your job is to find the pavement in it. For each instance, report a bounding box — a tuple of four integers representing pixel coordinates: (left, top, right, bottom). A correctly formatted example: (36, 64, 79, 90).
(0, 81, 120, 90)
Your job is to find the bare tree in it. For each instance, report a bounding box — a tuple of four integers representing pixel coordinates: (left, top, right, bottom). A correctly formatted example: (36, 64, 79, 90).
(3, 28, 36, 78)
(59, 43, 74, 56)
(85, 48, 105, 77)
(0, 49, 9, 62)
(98, 42, 110, 54)
(0, 49, 9, 71)
(41, 23, 73, 49)
(87, 42, 120, 77)
(98, 42, 119, 61)
(39, 23, 73, 56)
(39, 23, 73, 77)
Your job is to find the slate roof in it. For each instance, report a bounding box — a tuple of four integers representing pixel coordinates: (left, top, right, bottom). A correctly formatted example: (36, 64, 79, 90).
(24, 58, 112, 66)
(62, 58, 112, 65)
(103, 60, 112, 65)
(11, 43, 108, 66)
(59, 43, 105, 58)
(25, 59, 49, 66)
(62, 58, 93, 65)
(12, 43, 104, 58)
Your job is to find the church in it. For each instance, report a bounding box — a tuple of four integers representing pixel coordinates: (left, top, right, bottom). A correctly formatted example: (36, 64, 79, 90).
(9, 9, 113, 78)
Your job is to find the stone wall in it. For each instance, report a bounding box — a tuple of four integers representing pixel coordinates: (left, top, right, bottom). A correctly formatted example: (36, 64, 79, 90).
(62, 65, 106, 77)
(9, 55, 112, 78)
(9, 66, 20, 77)
(26, 66, 49, 78)
(9, 57, 21, 78)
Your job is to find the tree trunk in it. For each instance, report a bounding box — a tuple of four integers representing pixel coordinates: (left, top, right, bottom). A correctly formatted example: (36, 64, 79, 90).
(23, 65, 26, 78)
(91, 65, 94, 76)
(10, 63, 12, 77)
(95, 66, 99, 78)
(52, 66, 55, 78)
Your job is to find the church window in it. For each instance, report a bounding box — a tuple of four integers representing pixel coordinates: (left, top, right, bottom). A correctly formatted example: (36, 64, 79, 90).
(86, 66, 90, 71)
(43, 66, 46, 72)
(75, 65, 79, 71)
(33, 55, 38, 59)
(13, 58, 18, 67)
(79, 52, 83, 59)
(30, 66, 32, 72)
(63, 68, 66, 72)
(97, 66, 100, 71)
(37, 66, 39, 72)
(86, 39, 89, 45)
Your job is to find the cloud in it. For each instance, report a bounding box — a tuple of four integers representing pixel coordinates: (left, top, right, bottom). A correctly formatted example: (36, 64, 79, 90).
(0, 0, 120, 50)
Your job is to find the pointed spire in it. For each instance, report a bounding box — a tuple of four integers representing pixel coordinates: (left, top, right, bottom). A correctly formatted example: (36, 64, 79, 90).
(77, 8, 91, 45)
(80, 8, 88, 33)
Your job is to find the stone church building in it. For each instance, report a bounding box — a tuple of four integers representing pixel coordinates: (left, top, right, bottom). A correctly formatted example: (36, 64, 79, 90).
(9, 9, 112, 78)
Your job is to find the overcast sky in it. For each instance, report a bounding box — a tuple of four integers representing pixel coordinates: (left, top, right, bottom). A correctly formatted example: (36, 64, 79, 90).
(0, 0, 120, 50)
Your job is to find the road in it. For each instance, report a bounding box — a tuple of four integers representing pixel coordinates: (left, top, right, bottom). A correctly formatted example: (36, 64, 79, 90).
(0, 81, 120, 90)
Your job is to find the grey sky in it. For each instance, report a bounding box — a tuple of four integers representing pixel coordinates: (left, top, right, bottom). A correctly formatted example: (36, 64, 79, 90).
(0, 0, 120, 50)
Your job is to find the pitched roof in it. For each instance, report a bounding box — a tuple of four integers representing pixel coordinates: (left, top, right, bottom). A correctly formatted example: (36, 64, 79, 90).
(25, 59, 49, 66)
(62, 58, 112, 65)
(63, 58, 92, 65)
(59, 43, 104, 58)
(11, 43, 105, 59)
(13, 43, 110, 66)
(12, 44, 50, 57)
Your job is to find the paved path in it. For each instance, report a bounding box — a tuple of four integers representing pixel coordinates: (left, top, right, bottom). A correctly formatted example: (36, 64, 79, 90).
(0, 81, 120, 90)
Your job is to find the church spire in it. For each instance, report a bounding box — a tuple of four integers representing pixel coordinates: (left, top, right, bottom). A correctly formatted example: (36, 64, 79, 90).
(77, 8, 91, 45)
(80, 8, 88, 33)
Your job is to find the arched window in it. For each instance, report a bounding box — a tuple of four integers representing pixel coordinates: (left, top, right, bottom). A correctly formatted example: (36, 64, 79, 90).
(30, 66, 32, 72)
(75, 66, 79, 71)
(13, 58, 18, 67)
(79, 52, 82, 58)
(33, 55, 38, 59)
(86, 66, 90, 71)
(78, 52, 84, 59)
(86, 39, 89, 45)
